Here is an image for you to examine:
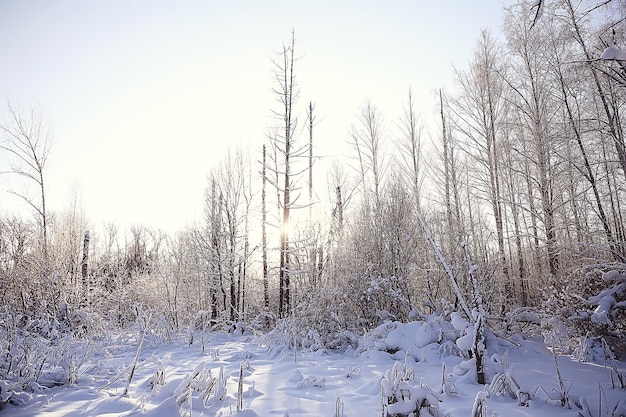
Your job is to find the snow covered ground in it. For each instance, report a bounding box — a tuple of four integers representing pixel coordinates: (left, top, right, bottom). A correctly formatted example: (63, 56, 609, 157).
(2, 319, 625, 417)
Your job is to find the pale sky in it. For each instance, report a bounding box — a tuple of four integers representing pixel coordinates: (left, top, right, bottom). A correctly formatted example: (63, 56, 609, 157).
(0, 1, 514, 234)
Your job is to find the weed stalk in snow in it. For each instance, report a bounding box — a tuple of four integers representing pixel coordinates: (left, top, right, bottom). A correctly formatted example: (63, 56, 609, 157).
(471, 391, 487, 417)
(553, 351, 571, 409)
(601, 338, 626, 389)
(237, 361, 244, 411)
(123, 313, 151, 396)
(335, 397, 344, 417)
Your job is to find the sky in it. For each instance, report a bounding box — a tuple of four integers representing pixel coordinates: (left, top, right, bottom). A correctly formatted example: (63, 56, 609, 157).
(0, 0, 515, 235)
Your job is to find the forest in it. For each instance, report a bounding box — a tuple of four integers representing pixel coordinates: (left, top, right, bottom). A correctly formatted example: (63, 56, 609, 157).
(0, 1, 625, 416)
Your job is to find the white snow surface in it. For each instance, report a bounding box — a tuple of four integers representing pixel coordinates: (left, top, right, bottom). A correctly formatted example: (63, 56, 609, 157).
(2, 320, 625, 417)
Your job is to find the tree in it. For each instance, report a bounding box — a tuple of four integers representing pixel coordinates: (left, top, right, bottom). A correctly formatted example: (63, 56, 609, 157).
(350, 100, 386, 217)
(396, 87, 424, 208)
(450, 30, 510, 290)
(196, 175, 224, 323)
(348, 100, 388, 274)
(81, 230, 90, 304)
(438, 89, 464, 254)
(261, 144, 270, 322)
(504, 7, 563, 284)
(549, 24, 623, 261)
(0, 216, 33, 312)
(0, 101, 52, 272)
(269, 30, 302, 318)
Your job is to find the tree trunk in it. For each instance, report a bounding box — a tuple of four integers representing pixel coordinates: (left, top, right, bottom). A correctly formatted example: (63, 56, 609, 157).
(262, 145, 269, 322)
(81, 230, 90, 305)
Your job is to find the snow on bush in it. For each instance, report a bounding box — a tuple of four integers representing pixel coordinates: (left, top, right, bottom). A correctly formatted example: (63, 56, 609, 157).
(381, 358, 440, 417)
(538, 263, 626, 357)
(363, 314, 462, 364)
(0, 302, 110, 407)
(381, 320, 442, 353)
(588, 267, 626, 326)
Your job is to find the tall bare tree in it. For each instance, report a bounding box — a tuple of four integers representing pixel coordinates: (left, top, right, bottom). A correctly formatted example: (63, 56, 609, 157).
(397, 87, 424, 208)
(505, 8, 562, 282)
(261, 144, 270, 322)
(450, 30, 510, 288)
(0, 101, 52, 272)
(269, 30, 302, 318)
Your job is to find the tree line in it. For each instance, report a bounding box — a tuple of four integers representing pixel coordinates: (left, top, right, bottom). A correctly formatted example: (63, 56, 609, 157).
(1, 0, 624, 350)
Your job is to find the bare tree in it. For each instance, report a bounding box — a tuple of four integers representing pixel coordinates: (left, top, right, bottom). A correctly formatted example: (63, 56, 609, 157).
(269, 30, 304, 318)
(504, 8, 563, 282)
(396, 87, 424, 208)
(0, 101, 52, 271)
(562, 0, 626, 179)
(348, 100, 388, 273)
(350, 100, 386, 215)
(261, 144, 270, 322)
(450, 30, 510, 287)
(0, 216, 33, 312)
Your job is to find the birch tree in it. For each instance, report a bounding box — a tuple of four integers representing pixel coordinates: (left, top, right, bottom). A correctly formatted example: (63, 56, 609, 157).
(504, 7, 563, 284)
(450, 30, 510, 290)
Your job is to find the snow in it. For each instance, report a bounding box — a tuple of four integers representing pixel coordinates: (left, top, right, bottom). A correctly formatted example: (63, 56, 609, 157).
(382, 320, 441, 353)
(588, 268, 626, 326)
(2, 319, 625, 417)
(600, 46, 626, 61)
(456, 332, 474, 352)
(451, 312, 469, 331)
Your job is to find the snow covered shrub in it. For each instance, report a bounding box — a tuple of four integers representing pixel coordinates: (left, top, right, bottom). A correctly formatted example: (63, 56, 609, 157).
(0, 311, 51, 406)
(263, 317, 300, 358)
(375, 319, 443, 355)
(291, 369, 326, 388)
(53, 335, 98, 385)
(147, 368, 165, 396)
(173, 362, 225, 415)
(364, 275, 412, 324)
(542, 263, 626, 357)
(585, 264, 626, 356)
(285, 281, 363, 351)
(572, 334, 615, 363)
(0, 305, 104, 407)
(541, 314, 580, 354)
(587, 265, 626, 326)
(381, 359, 440, 417)
(546, 263, 626, 358)
(499, 307, 542, 338)
(361, 314, 470, 364)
